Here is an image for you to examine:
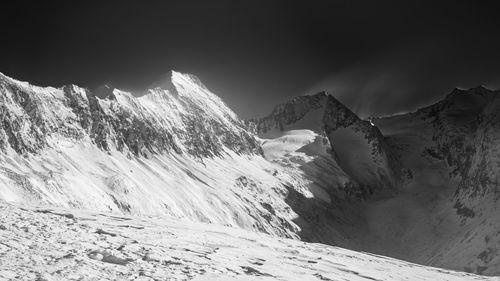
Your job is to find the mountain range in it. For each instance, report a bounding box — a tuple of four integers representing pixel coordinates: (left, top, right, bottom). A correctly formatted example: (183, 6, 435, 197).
(1, 70, 499, 277)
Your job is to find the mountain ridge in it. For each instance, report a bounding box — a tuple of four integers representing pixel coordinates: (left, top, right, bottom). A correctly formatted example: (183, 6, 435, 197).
(2, 70, 500, 275)
(0, 71, 300, 240)
(0, 70, 259, 157)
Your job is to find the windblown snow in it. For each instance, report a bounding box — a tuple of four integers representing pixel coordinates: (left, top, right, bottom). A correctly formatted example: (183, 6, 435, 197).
(0, 202, 495, 281)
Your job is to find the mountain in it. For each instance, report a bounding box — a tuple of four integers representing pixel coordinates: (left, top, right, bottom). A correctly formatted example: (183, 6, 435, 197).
(254, 91, 408, 199)
(1, 71, 499, 277)
(371, 86, 500, 275)
(0, 70, 259, 157)
(0, 71, 304, 239)
(250, 91, 412, 250)
(251, 87, 500, 275)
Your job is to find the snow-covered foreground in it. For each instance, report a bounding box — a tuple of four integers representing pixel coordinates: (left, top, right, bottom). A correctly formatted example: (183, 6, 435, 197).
(0, 202, 495, 281)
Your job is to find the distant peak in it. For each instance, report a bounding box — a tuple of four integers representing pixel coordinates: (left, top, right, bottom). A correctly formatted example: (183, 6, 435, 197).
(469, 85, 492, 92)
(170, 70, 209, 90)
(145, 70, 213, 101)
(307, 91, 329, 98)
(445, 85, 497, 100)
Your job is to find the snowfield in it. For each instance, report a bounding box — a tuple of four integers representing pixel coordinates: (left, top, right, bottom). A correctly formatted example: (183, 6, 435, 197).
(0, 202, 495, 281)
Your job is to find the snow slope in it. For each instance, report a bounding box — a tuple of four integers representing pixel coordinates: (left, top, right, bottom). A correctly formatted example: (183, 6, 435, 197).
(0, 202, 495, 281)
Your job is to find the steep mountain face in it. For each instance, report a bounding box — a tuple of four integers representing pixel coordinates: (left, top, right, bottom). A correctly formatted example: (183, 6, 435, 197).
(372, 87, 500, 275)
(413, 87, 500, 210)
(255, 92, 406, 200)
(252, 88, 500, 275)
(249, 92, 412, 253)
(0, 70, 259, 157)
(0, 71, 303, 238)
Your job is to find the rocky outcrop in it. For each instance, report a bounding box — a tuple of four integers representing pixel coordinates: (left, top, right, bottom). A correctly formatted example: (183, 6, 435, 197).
(411, 86, 500, 218)
(373, 86, 500, 275)
(0, 71, 260, 158)
(255, 91, 405, 199)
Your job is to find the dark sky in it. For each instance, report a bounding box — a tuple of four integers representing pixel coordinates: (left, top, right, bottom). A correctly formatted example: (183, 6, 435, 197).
(1, 1, 499, 118)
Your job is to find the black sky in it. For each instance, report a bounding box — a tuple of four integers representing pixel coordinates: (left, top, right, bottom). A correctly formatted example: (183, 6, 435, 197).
(1, 0, 499, 118)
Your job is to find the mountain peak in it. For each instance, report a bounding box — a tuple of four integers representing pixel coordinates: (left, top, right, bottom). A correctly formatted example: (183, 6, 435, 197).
(0, 72, 26, 87)
(171, 70, 209, 90)
(470, 85, 491, 91)
(149, 70, 209, 94)
(307, 90, 329, 98)
(443, 85, 497, 102)
(255, 91, 374, 141)
(0, 71, 257, 157)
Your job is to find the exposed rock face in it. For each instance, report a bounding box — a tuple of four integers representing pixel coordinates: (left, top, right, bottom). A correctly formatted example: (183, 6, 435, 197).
(389, 86, 500, 221)
(0, 71, 260, 157)
(256, 92, 329, 133)
(372, 86, 500, 275)
(255, 91, 405, 200)
(253, 87, 500, 275)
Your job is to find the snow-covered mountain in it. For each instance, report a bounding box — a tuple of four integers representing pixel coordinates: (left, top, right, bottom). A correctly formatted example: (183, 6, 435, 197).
(0, 71, 304, 239)
(253, 91, 408, 199)
(250, 88, 500, 275)
(371, 86, 500, 275)
(1, 70, 500, 278)
(0, 70, 259, 157)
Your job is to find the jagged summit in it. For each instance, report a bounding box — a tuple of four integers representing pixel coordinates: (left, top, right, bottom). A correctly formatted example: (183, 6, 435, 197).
(254, 91, 405, 201)
(0, 70, 257, 157)
(410, 86, 500, 122)
(255, 90, 379, 143)
(444, 85, 497, 100)
(148, 70, 209, 93)
(173, 70, 210, 90)
(371, 86, 500, 121)
(299, 90, 329, 99)
(256, 91, 369, 135)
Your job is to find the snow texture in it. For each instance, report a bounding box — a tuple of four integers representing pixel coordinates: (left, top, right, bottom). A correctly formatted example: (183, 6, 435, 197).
(0, 202, 494, 281)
